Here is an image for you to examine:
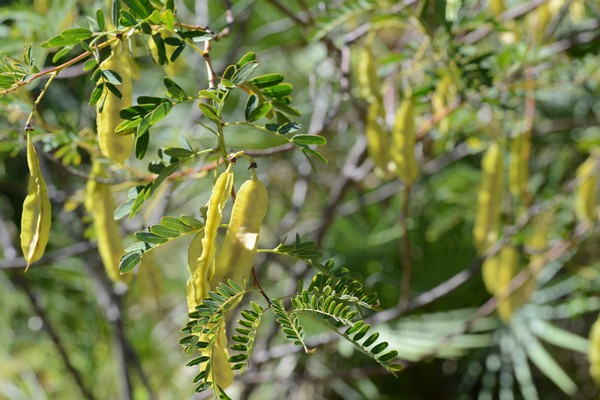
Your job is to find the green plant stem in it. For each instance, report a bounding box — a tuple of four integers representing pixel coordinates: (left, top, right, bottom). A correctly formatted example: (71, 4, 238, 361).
(24, 71, 58, 131)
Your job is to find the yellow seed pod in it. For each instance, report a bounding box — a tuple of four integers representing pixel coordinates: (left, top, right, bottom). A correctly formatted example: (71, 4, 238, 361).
(212, 169, 268, 287)
(86, 160, 130, 284)
(20, 133, 52, 270)
(589, 314, 600, 384)
(97, 41, 134, 164)
(356, 33, 379, 100)
(365, 99, 392, 177)
(570, 0, 585, 22)
(473, 143, 504, 254)
(149, 29, 187, 78)
(488, 0, 504, 17)
(138, 252, 163, 300)
(432, 76, 449, 136)
(391, 93, 418, 185)
(187, 164, 234, 313)
(482, 245, 524, 322)
(575, 155, 598, 224)
(509, 133, 531, 202)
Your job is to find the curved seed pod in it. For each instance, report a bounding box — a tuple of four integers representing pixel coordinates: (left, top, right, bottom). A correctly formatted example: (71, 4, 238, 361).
(97, 41, 134, 164)
(589, 314, 600, 384)
(575, 155, 598, 224)
(391, 93, 418, 185)
(86, 160, 130, 284)
(212, 169, 268, 287)
(187, 164, 234, 313)
(357, 33, 379, 100)
(20, 133, 52, 270)
(186, 231, 204, 310)
(473, 143, 504, 254)
(509, 133, 531, 202)
(365, 100, 392, 177)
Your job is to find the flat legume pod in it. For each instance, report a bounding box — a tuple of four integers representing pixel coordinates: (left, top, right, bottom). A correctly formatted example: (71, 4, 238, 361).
(473, 143, 503, 254)
(589, 314, 600, 384)
(20, 133, 52, 269)
(187, 164, 234, 312)
(97, 42, 134, 164)
(212, 169, 268, 287)
(391, 94, 418, 185)
(86, 160, 130, 284)
(575, 155, 598, 224)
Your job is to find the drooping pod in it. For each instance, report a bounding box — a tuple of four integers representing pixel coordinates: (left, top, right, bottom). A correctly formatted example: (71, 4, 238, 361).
(391, 93, 418, 185)
(365, 99, 392, 178)
(431, 74, 456, 136)
(509, 133, 531, 203)
(356, 32, 379, 100)
(574, 155, 598, 224)
(186, 164, 235, 389)
(85, 160, 130, 284)
(473, 143, 504, 254)
(482, 245, 521, 322)
(187, 164, 234, 313)
(97, 41, 134, 164)
(20, 133, 52, 269)
(589, 314, 600, 384)
(212, 168, 269, 287)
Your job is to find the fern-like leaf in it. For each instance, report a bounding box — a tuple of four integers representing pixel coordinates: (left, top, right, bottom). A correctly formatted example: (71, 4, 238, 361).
(291, 290, 357, 325)
(229, 301, 264, 372)
(268, 235, 349, 277)
(308, 272, 380, 310)
(180, 280, 250, 394)
(120, 214, 204, 273)
(271, 298, 315, 354)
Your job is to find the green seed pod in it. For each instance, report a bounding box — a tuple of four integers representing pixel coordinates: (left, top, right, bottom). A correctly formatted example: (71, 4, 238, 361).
(365, 100, 392, 177)
(20, 133, 52, 269)
(212, 169, 268, 287)
(509, 133, 530, 202)
(589, 314, 600, 384)
(357, 33, 379, 100)
(473, 143, 504, 254)
(187, 164, 234, 313)
(575, 155, 598, 224)
(86, 160, 130, 284)
(97, 42, 134, 164)
(391, 93, 418, 185)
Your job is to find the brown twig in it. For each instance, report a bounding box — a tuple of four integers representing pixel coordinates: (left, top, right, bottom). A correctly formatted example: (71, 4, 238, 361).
(0, 241, 97, 269)
(265, 0, 308, 27)
(399, 185, 412, 309)
(0, 38, 116, 96)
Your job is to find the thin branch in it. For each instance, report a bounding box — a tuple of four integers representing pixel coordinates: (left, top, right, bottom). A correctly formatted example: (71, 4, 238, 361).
(265, 0, 308, 27)
(215, 0, 235, 40)
(0, 241, 97, 269)
(399, 185, 412, 309)
(0, 38, 116, 96)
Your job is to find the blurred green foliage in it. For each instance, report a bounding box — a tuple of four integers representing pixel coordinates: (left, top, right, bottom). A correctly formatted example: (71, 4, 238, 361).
(2, 0, 600, 399)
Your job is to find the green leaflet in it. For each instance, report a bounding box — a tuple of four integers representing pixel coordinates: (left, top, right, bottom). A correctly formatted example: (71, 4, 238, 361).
(20, 133, 52, 269)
